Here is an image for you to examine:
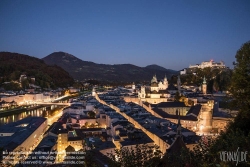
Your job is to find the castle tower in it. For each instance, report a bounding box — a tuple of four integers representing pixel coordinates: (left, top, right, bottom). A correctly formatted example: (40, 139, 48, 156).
(198, 100, 214, 135)
(202, 76, 207, 94)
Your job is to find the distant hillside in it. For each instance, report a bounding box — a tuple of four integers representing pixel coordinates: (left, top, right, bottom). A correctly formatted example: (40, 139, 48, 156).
(0, 52, 74, 88)
(42, 52, 178, 82)
(145, 64, 177, 73)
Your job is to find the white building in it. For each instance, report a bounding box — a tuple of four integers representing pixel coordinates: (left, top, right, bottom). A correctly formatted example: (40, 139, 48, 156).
(180, 68, 187, 75)
(1, 93, 50, 105)
(189, 60, 225, 69)
(138, 75, 170, 104)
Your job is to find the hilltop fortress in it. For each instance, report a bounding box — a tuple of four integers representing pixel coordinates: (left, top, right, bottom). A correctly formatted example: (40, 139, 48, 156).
(180, 60, 226, 75)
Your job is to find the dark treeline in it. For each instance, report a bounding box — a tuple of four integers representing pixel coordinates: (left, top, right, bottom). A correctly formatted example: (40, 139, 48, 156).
(0, 52, 74, 89)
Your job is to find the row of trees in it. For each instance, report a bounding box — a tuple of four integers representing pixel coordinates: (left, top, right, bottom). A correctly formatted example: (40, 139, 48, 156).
(178, 67, 232, 93)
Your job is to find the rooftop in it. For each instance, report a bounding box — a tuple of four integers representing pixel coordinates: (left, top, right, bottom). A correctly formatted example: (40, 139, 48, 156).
(157, 102, 186, 108)
(0, 117, 47, 151)
(153, 108, 198, 121)
(186, 104, 202, 117)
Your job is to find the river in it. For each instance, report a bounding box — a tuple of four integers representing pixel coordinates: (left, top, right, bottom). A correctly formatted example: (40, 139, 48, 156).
(0, 104, 66, 126)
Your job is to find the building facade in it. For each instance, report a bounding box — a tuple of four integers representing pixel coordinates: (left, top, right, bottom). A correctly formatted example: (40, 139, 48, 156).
(138, 75, 170, 104)
(189, 60, 225, 69)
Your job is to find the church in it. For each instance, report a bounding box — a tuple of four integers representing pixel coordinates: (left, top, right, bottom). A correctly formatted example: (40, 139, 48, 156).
(138, 75, 171, 104)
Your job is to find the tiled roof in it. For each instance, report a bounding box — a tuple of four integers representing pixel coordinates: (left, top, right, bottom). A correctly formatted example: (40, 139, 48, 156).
(167, 84, 177, 90)
(45, 122, 64, 135)
(157, 102, 186, 108)
(153, 108, 198, 121)
(120, 136, 154, 146)
(68, 137, 82, 141)
(167, 136, 187, 154)
(0, 117, 47, 151)
(158, 89, 170, 94)
(112, 121, 129, 127)
(186, 104, 202, 117)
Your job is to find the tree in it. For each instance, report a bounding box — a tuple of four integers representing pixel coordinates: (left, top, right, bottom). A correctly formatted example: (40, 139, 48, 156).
(174, 92, 181, 101)
(213, 79, 219, 92)
(159, 42, 250, 166)
(195, 42, 250, 166)
(89, 123, 95, 128)
(2, 81, 21, 91)
(107, 144, 162, 167)
(219, 70, 232, 91)
(88, 111, 96, 118)
(85, 122, 89, 128)
(0, 147, 3, 166)
(10, 71, 20, 81)
(229, 41, 250, 135)
(187, 99, 194, 106)
(81, 125, 86, 129)
(73, 82, 83, 89)
(84, 150, 100, 167)
(21, 79, 29, 89)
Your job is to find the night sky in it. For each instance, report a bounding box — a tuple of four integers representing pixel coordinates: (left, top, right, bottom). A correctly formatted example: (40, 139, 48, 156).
(1, 0, 250, 70)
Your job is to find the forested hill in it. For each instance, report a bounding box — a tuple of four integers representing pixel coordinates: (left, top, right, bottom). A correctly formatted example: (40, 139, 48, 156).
(0, 52, 74, 88)
(42, 52, 178, 82)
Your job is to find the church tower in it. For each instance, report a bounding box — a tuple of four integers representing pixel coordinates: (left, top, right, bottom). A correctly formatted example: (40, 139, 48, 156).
(166, 109, 187, 155)
(132, 82, 135, 90)
(163, 74, 168, 88)
(177, 75, 181, 93)
(140, 86, 145, 99)
(202, 76, 207, 95)
(151, 74, 157, 83)
(92, 87, 96, 96)
(176, 109, 182, 136)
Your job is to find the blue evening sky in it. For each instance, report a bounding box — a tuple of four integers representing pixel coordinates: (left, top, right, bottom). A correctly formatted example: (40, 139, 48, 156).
(0, 0, 250, 70)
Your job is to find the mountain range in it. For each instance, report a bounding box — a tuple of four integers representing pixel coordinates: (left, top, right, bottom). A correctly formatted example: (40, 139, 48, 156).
(0, 52, 74, 88)
(42, 52, 178, 82)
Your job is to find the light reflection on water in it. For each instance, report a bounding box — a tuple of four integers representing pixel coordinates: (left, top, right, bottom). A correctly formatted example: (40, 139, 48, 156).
(0, 106, 47, 126)
(0, 100, 68, 126)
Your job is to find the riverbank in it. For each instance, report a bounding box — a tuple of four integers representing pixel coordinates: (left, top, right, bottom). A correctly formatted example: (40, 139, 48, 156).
(0, 105, 46, 117)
